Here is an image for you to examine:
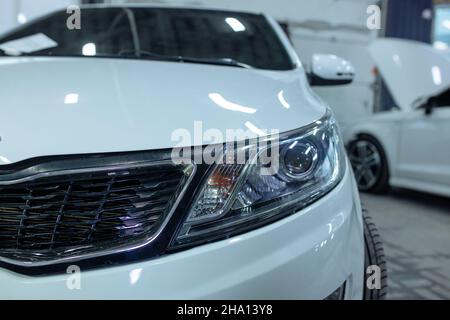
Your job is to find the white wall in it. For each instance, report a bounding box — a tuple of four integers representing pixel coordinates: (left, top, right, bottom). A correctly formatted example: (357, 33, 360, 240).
(0, 0, 16, 35)
(0, 0, 79, 34)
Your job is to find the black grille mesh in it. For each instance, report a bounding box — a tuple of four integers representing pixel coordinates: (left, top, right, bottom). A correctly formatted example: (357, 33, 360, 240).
(0, 164, 187, 261)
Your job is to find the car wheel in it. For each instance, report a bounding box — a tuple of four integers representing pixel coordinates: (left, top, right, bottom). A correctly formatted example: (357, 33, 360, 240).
(348, 135, 389, 193)
(363, 210, 388, 300)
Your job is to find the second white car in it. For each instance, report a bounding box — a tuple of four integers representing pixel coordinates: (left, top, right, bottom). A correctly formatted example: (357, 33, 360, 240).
(344, 39, 450, 197)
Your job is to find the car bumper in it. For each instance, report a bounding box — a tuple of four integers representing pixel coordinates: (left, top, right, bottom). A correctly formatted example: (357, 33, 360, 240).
(0, 163, 364, 300)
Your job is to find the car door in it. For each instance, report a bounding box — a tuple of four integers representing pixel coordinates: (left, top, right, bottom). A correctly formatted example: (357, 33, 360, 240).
(369, 39, 450, 194)
(397, 104, 450, 188)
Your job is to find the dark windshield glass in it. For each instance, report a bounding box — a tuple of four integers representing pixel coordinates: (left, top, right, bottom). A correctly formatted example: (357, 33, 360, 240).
(0, 7, 294, 70)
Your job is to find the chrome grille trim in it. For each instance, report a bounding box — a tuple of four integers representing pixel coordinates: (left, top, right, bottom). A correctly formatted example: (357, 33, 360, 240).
(0, 159, 196, 267)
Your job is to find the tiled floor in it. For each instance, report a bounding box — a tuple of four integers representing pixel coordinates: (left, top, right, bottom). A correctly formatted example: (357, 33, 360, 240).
(361, 189, 450, 300)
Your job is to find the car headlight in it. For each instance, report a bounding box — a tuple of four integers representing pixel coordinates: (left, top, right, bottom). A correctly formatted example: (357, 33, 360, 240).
(170, 112, 346, 249)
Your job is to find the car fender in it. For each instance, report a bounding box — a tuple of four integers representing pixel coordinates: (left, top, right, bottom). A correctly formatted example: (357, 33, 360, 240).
(342, 115, 402, 178)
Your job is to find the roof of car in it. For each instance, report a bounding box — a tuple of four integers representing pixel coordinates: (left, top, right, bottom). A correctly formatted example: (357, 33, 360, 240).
(79, 3, 263, 16)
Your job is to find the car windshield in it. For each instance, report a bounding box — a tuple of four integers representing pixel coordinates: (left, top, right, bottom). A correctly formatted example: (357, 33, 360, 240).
(0, 7, 294, 70)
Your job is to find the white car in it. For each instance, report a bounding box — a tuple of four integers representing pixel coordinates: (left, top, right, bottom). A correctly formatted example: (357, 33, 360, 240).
(345, 39, 450, 197)
(0, 5, 386, 300)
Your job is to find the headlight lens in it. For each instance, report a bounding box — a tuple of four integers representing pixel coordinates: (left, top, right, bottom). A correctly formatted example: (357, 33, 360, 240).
(170, 113, 346, 248)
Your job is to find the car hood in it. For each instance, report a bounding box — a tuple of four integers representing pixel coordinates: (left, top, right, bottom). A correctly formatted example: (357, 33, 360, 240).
(369, 38, 450, 110)
(0, 57, 325, 164)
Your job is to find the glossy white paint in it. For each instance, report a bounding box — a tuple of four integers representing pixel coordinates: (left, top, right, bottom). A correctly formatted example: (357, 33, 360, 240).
(0, 167, 364, 300)
(370, 39, 450, 110)
(0, 7, 365, 299)
(0, 57, 325, 164)
(344, 39, 450, 197)
(311, 54, 355, 82)
(98, 1, 378, 132)
(396, 107, 450, 195)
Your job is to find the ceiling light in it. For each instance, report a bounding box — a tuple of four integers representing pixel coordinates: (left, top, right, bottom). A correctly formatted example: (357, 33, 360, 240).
(225, 17, 246, 32)
(209, 93, 256, 114)
(82, 43, 96, 56)
(17, 13, 27, 24)
(64, 93, 79, 104)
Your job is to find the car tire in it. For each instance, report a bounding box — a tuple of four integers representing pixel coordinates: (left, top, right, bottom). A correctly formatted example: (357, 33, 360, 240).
(348, 134, 389, 193)
(363, 210, 388, 300)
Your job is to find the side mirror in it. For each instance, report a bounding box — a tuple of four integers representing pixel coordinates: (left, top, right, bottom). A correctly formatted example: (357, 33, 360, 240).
(309, 54, 355, 86)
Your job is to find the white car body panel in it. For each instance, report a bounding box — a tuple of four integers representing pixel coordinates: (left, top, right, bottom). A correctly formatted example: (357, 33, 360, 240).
(0, 167, 364, 300)
(0, 57, 324, 164)
(0, 6, 365, 299)
(344, 39, 450, 197)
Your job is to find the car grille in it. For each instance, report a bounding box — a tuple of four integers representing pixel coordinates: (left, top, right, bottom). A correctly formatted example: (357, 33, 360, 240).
(0, 162, 191, 263)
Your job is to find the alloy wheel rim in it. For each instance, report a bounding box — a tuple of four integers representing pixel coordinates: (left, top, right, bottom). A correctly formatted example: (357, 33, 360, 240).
(348, 140, 382, 191)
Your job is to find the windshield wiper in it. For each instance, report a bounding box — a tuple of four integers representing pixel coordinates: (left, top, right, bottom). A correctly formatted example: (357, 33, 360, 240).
(176, 56, 253, 69)
(0, 47, 253, 69)
(118, 49, 252, 69)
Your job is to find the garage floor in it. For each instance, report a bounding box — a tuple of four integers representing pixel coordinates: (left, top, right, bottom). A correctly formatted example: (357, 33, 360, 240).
(361, 190, 450, 300)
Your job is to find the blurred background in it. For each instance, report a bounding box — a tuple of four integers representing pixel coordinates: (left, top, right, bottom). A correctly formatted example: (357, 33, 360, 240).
(0, 0, 449, 300)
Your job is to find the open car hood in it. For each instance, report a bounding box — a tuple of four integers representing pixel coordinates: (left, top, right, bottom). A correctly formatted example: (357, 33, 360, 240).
(369, 38, 450, 110)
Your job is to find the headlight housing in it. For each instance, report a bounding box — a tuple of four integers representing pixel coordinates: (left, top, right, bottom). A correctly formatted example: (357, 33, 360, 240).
(171, 112, 346, 249)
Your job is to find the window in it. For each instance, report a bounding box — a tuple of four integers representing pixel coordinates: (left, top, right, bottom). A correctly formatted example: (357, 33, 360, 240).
(0, 7, 294, 70)
(433, 5, 450, 52)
